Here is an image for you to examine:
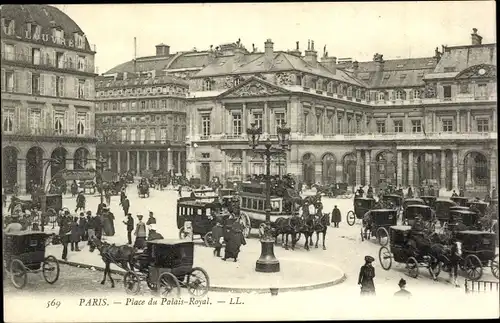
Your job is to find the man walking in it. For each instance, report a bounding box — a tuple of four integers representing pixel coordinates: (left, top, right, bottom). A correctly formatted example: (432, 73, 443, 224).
(59, 211, 72, 261)
(75, 191, 86, 213)
(331, 205, 341, 228)
(86, 211, 97, 245)
(120, 196, 130, 216)
(124, 213, 134, 245)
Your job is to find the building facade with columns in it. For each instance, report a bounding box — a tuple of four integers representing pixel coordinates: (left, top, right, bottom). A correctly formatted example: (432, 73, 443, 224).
(1, 5, 97, 194)
(101, 30, 496, 195)
(94, 72, 189, 175)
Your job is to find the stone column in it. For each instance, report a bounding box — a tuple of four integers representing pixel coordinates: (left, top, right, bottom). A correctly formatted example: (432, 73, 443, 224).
(242, 150, 247, 180)
(490, 153, 497, 192)
(117, 151, 121, 173)
(344, 110, 348, 133)
(17, 159, 26, 195)
(408, 150, 414, 187)
(168, 149, 173, 172)
(177, 151, 182, 174)
(452, 150, 459, 190)
(492, 109, 497, 132)
(397, 150, 403, 187)
(440, 150, 446, 188)
(333, 109, 338, 134)
(465, 155, 473, 185)
(136, 151, 140, 174)
(221, 104, 226, 135)
(264, 101, 268, 134)
(127, 151, 130, 171)
(356, 150, 362, 186)
(242, 103, 247, 132)
(456, 110, 460, 132)
(146, 151, 150, 170)
(156, 150, 160, 170)
(365, 150, 371, 185)
(108, 155, 112, 170)
(467, 110, 471, 132)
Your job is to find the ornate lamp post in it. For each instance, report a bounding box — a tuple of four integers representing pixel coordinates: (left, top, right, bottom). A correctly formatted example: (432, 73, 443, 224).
(246, 121, 291, 273)
(96, 153, 108, 205)
(39, 157, 62, 232)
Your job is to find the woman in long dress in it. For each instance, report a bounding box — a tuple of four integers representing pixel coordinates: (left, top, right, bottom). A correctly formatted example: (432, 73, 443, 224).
(222, 222, 246, 262)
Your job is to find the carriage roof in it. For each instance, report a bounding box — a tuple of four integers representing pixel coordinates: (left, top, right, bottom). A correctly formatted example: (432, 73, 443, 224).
(451, 196, 470, 200)
(404, 198, 425, 203)
(450, 209, 477, 215)
(436, 199, 457, 204)
(456, 230, 495, 236)
(467, 201, 488, 206)
(355, 197, 376, 201)
(371, 208, 397, 214)
(177, 198, 219, 208)
(406, 204, 432, 210)
(390, 225, 412, 231)
(147, 239, 194, 246)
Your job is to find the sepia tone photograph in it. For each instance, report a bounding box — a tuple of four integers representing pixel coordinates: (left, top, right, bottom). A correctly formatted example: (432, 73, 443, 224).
(1, 2, 498, 322)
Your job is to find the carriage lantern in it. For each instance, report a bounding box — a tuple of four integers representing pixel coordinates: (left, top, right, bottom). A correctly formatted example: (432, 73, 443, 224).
(246, 122, 262, 149)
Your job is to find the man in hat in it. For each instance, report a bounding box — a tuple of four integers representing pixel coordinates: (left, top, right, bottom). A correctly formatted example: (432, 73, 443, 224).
(331, 205, 341, 228)
(146, 211, 156, 226)
(448, 238, 461, 287)
(102, 206, 115, 236)
(211, 220, 224, 257)
(147, 224, 164, 241)
(86, 211, 97, 245)
(452, 190, 458, 197)
(75, 191, 86, 213)
(59, 210, 73, 260)
(120, 195, 130, 216)
(78, 212, 88, 242)
(134, 214, 147, 249)
(394, 278, 412, 297)
(358, 255, 376, 295)
(124, 213, 134, 245)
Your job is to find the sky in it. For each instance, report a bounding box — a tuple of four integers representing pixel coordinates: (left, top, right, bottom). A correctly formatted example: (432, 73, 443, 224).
(53, 2, 496, 74)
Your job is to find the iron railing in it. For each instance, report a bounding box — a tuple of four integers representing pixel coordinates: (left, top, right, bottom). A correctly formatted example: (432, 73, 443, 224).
(1, 51, 95, 74)
(2, 128, 93, 138)
(464, 279, 499, 293)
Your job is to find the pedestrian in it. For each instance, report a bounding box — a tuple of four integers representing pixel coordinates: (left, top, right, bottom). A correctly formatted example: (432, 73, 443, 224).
(2, 187, 6, 208)
(222, 221, 246, 262)
(331, 205, 341, 228)
(146, 211, 156, 226)
(449, 239, 461, 287)
(147, 224, 164, 241)
(367, 185, 374, 198)
(407, 186, 413, 198)
(71, 180, 78, 197)
(124, 213, 134, 245)
(492, 187, 497, 199)
(102, 207, 115, 236)
(358, 255, 376, 296)
(105, 189, 111, 206)
(78, 212, 88, 242)
(120, 196, 130, 216)
(4, 214, 22, 233)
(70, 216, 81, 252)
(75, 192, 86, 213)
(120, 189, 126, 204)
(134, 214, 147, 249)
(86, 211, 97, 245)
(178, 185, 183, 197)
(59, 211, 72, 261)
(452, 190, 458, 197)
(211, 220, 224, 257)
(94, 211, 103, 240)
(394, 278, 412, 298)
(459, 188, 465, 197)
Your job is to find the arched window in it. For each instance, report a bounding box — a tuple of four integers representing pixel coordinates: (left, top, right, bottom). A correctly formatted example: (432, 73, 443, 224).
(203, 79, 212, 91)
(412, 89, 421, 100)
(346, 86, 353, 97)
(378, 92, 385, 101)
(395, 89, 405, 100)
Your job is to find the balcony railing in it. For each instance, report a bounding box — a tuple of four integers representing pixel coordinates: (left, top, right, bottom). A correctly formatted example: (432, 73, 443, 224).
(1, 51, 95, 74)
(2, 127, 94, 138)
(305, 131, 497, 141)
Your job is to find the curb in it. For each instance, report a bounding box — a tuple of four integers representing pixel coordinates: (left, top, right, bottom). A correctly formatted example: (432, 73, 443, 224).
(58, 258, 347, 294)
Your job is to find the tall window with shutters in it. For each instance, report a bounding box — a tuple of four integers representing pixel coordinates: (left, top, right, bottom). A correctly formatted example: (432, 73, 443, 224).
(253, 113, 263, 130)
(56, 76, 64, 97)
(121, 129, 127, 142)
(54, 112, 65, 134)
(77, 56, 85, 71)
(160, 128, 167, 143)
(150, 128, 156, 142)
(140, 128, 146, 143)
(275, 112, 285, 129)
(76, 112, 86, 135)
(201, 115, 211, 136)
(2, 108, 15, 133)
(78, 79, 85, 98)
(30, 109, 41, 134)
(232, 114, 242, 136)
(32, 73, 40, 95)
(32, 48, 41, 65)
(130, 129, 136, 142)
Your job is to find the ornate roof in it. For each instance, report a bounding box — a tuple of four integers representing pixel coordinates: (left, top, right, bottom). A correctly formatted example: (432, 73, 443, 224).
(0, 5, 92, 52)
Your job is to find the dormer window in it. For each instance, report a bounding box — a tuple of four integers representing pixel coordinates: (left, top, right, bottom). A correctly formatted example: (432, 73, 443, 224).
(378, 92, 385, 101)
(395, 89, 406, 100)
(33, 25, 41, 40)
(26, 23, 32, 38)
(233, 76, 241, 87)
(346, 86, 353, 98)
(203, 79, 212, 91)
(3, 19, 15, 35)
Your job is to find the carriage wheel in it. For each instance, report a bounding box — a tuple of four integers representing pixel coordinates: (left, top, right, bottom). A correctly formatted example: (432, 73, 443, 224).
(158, 272, 181, 297)
(376, 227, 389, 246)
(347, 211, 355, 226)
(186, 267, 210, 297)
(123, 271, 141, 295)
(406, 257, 419, 278)
(42, 256, 60, 284)
(463, 254, 483, 281)
(203, 232, 215, 248)
(428, 261, 441, 279)
(10, 259, 27, 289)
(240, 213, 251, 238)
(378, 246, 392, 270)
(491, 254, 499, 279)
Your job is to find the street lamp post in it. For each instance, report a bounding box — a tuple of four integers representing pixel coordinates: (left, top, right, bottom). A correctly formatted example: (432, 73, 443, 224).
(39, 157, 62, 232)
(96, 153, 108, 205)
(246, 122, 291, 273)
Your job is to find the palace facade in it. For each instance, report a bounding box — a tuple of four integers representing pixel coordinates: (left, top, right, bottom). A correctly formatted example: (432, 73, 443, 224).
(1, 5, 98, 194)
(100, 29, 497, 196)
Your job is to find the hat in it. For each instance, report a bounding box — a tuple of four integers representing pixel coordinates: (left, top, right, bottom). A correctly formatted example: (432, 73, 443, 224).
(86, 211, 92, 215)
(364, 255, 375, 263)
(79, 212, 85, 217)
(137, 214, 143, 219)
(149, 211, 153, 215)
(398, 278, 406, 287)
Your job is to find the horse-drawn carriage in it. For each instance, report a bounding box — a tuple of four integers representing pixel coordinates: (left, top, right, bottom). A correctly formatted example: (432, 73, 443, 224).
(137, 179, 150, 198)
(466, 200, 489, 216)
(177, 198, 222, 246)
(360, 209, 398, 246)
(420, 196, 437, 209)
(451, 196, 470, 207)
(381, 194, 404, 210)
(378, 225, 441, 279)
(3, 232, 60, 289)
(453, 230, 498, 280)
(219, 188, 237, 208)
(346, 197, 375, 226)
(402, 204, 437, 230)
(435, 199, 458, 227)
(124, 239, 210, 296)
(328, 182, 353, 199)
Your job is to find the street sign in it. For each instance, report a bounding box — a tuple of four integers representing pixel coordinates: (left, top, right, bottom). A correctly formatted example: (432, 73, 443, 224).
(61, 169, 96, 181)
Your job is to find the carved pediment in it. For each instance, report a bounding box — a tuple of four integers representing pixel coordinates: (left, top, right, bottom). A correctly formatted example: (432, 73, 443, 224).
(219, 77, 290, 98)
(456, 64, 496, 79)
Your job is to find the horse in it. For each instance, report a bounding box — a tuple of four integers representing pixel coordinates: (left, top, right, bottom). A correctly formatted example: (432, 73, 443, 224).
(274, 216, 302, 250)
(312, 212, 331, 250)
(89, 237, 137, 288)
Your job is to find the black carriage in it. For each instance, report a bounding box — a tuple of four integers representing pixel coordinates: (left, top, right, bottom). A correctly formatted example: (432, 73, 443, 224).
(189, 177, 202, 189)
(137, 179, 150, 198)
(219, 188, 237, 208)
(448, 209, 480, 230)
(3, 232, 60, 289)
(435, 199, 458, 227)
(346, 197, 376, 226)
(176, 198, 222, 247)
(378, 225, 441, 279)
(466, 201, 489, 216)
(332, 182, 353, 199)
(451, 196, 470, 207)
(124, 239, 210, 296)
(360, 208, 398, 246)
(402, 204, 436, 230)
(453, 231, 498, 280)
(420, 196, 437, 209)
(381, 194, 403, 209)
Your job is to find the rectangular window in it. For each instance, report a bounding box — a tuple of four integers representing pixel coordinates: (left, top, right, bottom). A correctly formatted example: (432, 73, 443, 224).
(2, 108, 15, 132)
(253, 113, 263, 130)
(131, 116, 136, 123)
(442, 119, 453, 132)
(232, 114, 242, 136)
(160, 100, 166, 109)
(150, 128, 156, 142)
(201, 115, 211, 136)
(394, 120, 403, 133)
(103, 103, 109, 111)
(376, 121, 386, 133)
(32, 73, 40, 95)
(77, 56, 85, 71)
(56, 52, 64, 69)
(141, 101, 146, 109)
(476, 84, 488, 99)
(316, 114, 322, 133)
(32, 48, 41, 65)
(30, 110, 41, 133)
(76, 112, 87, 135)
(131, 102, 137, 109)
(4, 44, 14, 60)
(160, 128, 167, 142)
(140, 128, 146, 142)
(121, 129, 127, 141)
(5, 71, 14, 92)
(78, 79, 85, 99)
(459, 82, 469, 94)
(411, 120, 422, 133)
(443, 85, 452, 100)
(56, 76, 64, 97)
(54, 112, 65, 134)
(275, 112, 285, 129)
(477, 119, 489, 133)
(232, 163, 242, 176)
(336, 117, 342, 134)
(130, 129, 136, 142)
(151, 100, 157, 109)
(113, 102, 118, 111)
(303, 113, 308, 133)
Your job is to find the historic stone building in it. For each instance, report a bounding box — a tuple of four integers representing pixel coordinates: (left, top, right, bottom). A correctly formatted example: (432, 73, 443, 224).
(1, 5, 97, 194)
(101, 29, 496, 196)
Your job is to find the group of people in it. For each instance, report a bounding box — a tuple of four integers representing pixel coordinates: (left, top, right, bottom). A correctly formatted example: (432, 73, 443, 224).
(210, 212, 247, 262)
(123, 211, 163, 249)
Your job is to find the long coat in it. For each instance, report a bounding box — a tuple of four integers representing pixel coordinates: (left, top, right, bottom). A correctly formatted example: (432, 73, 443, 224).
(102, 212, 115, 236)
(358, 264, 376, 295)
(331, 208, 341, 223)
(211, 224, 224, 248)
(76, 194, 86, 208)
(224, 225, 246, 259)
(70, 219, 80, 243)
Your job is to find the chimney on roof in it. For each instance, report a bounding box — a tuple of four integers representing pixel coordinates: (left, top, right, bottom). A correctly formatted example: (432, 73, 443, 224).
(156, 43, 171, 56)
(265, 39, 274, 60)
(352, 61, 359, 77)
(471, 28, 483, 45)
(288, 41, 301, 57)
(304, 39, 318, 67)
(321, 55, 337, 75)
(434, 47, 442, 62)
(373, 53, 384, 72)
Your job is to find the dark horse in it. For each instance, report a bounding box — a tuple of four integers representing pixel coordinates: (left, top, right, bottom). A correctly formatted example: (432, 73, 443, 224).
(274, 216, 303, 250)
(89, 237, 137, 288)
(313, 212, 331, 250)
